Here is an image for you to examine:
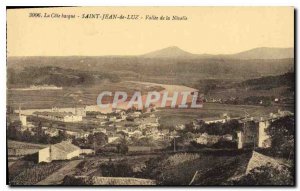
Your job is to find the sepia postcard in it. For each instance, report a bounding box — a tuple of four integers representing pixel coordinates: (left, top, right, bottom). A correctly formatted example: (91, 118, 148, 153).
(6, 7, 295, 186)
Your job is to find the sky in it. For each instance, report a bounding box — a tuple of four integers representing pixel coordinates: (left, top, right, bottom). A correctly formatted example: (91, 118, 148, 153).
(7, 7, 294, 56)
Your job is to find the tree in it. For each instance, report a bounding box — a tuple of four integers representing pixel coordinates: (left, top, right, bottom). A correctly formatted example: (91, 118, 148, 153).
(57, 130, 69, 142)
(22, 129, 32, 142)
(7, 121, 22, 140)
(117, 143, 128, 154)
(266, 116, 294, 157)
(87, 132, 108, 150)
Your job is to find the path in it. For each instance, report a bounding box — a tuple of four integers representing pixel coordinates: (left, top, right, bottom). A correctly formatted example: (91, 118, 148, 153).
(36, 160, 82, 185)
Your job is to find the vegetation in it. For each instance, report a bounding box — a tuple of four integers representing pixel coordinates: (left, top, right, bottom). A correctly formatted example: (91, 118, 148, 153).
(230, 163, 294, 185)
(7, 120, 70, 145)
(183, 119, 242, 135)
(240, 72, 294, 90)
(140, 152, 251, 185)
(7, 66, 120, 87)
(100, 160, 134, 177)
(10, 161, 67, 185)
(266, 116, 295, 158)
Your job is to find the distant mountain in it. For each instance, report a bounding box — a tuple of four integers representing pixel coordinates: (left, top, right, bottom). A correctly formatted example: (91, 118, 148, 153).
(7, 46, 294, 83)
(229, 47, 294, 60)
(141, 46, 195, 59)
(141, 46, 294, 60)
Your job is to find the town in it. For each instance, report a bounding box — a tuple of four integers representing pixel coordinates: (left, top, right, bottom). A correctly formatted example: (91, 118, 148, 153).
(7, 96, 294, 159)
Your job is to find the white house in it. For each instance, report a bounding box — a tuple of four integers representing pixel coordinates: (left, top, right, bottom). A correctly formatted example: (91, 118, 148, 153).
(38, 141, 81, 163)
(34, 111, 83, 122)
(96, 114, 107, 119)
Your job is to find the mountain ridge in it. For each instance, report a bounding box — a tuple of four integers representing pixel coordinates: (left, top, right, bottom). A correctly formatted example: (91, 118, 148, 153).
(8, 46, 294, 60)
(141, 46, 294, 60)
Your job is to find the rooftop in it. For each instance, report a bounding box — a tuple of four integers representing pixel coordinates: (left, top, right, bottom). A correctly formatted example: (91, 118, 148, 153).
(51, 141, 80, 153)
(34, 111, 76, 118)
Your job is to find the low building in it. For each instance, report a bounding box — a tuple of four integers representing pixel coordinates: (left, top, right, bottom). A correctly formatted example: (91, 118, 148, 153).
(108, 116, 117, 122)
(222, 134, 233, 141)
(195, 133, 220, 145)
(130, 111, 142, 118)
(96, 114, 107, 119)
(128, 146, 152, 153)
(33, 111, 83, 122)
(38, 141, 81, 163)
(108, 136, 120, 144)
(44, 128, 59, 137)
(80, 149, 95, 155)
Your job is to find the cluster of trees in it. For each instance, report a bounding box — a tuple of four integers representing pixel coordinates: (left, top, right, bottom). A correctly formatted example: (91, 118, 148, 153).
(7, 66, 120, 87)
(266, 116, 294, 158)
(72, 132, 108, 151)
(100, 159, 134, 177)
(243, 96, 273, 106)
(240, 72, 294, 90)
(7, 121, 69, 144)
(183, 119, 242, 136)
(230, 163, 294, 185)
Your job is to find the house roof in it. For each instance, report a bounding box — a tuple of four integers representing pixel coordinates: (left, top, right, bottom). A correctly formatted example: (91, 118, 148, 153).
(51, 141, 80, 153)
(34, 111, 75, 118)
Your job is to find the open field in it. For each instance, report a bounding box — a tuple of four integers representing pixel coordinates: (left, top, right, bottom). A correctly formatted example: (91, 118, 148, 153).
(9, 160, 68, 185)
(157, 103, 294, 127)
(8, 140, 48, 158)
(36, 160, 83, 185)
(8, 140, 48, 150)
(7, 81, 164, 109)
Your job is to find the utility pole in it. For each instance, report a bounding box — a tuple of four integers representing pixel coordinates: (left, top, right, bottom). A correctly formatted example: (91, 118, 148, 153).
(172, 135, 179, 152)
(173, 137, 176, 152)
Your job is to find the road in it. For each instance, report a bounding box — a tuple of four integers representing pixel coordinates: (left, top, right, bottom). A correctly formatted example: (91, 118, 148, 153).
(36, 160, 82, 185)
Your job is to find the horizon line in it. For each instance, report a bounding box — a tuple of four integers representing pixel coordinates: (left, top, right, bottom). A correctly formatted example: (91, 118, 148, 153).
(7, 46, 294, 58)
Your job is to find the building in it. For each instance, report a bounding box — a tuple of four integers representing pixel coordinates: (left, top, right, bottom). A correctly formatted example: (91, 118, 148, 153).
(44, 128, 59, 137)
(130, 111, 142, 118)
(38, 141, 81, 163)
(195, 133, 220, 145)
(258, 120, 271, 148)
(64, 130, 90, 139)
(108, 136, 120, 143)
(128, 146, 152, 153)
(203, 113, 231, 124)
(34, 111, 83, 122)
(19, 115, 27, 126)
(237, 110, 293, 149)
(108, 116, 117, 122)
(14, 106, 86, 117)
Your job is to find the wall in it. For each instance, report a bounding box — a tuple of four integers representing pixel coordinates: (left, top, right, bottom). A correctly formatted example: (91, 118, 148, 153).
(38, 147, 51, 163)
(258, 121, 271, 148)
(67, 150, 81, 159)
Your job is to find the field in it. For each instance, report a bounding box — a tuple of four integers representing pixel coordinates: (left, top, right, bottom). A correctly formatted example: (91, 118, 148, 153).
(8, 140, 48, 150)
(9, 160, 68, 185)
(7, 81, 164, 109)
(138, 150, 253, 185)
(8, 140, 48, 158)
(157, 103, 293, 127)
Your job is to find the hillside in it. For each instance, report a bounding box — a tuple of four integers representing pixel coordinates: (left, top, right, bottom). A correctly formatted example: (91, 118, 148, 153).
(7, 66, 120, 88)
(240, 72, 294, 90)
(7, 47, 294, 83)
(230, 47, 294, 60)
(141, 46, 294, 60)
